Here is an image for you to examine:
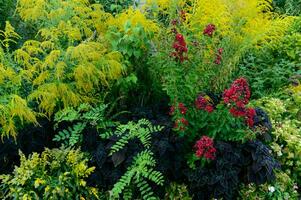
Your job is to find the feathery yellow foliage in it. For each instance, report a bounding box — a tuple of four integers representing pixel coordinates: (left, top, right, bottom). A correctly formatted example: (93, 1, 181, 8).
(0, 95, 38, 139)
(0, 1, 126, 139)
(18, 0, 111, 42)
(29, 83, 81, 117)
(11, 1, 124, 119)
(145, 0, 187, 14)
(0, 21, 21, 50)
(187, 0, 293, 46)
(107, 7, 159, 34)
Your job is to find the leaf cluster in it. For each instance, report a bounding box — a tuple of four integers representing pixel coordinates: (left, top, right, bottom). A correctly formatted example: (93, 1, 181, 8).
(106, 119, 165, 200)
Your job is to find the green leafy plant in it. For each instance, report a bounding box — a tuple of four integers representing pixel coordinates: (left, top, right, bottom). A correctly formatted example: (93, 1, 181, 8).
(165, 182, 192, 200)
(239, 171, 299, 200)
(104, 119, 165, 200)
(53, 122, 86, 147)
(273, 0, 301, 15)
(100, 118, 163, 155)
(92, 0, 136, 15)
(252, 94, 301, 186)
(111, 150, 164, 200)
(54, 103, 115, 147)
(0, 147, 102, 200)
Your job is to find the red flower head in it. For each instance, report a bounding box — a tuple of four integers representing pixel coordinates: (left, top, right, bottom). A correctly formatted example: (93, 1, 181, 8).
(195, 95, 214, 113)
(178, 103, 188, 115)
(223, 78, 251, 107)
(194, 136, 216, 160)
(174, 117, 189, 131)
(205, 105, 214, 113)
(169, 103, 188, 115)
(203, 24, 216, 37)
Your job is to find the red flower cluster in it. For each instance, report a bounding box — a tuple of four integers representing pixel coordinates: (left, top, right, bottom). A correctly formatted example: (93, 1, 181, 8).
(223, 78, 251, 106)
(195, 95, 214, 113)
(194, 136, 216, 160)
(245, 108, 256, 127)
(223, 78, 255, 127)
(174, 117, 189, 131)
(169, 102, 189, 130)
(171, 33, 188, 63)
(169, 102, 188, 115)
(203, 24, 216, 37)
(214, 48, 223, 65)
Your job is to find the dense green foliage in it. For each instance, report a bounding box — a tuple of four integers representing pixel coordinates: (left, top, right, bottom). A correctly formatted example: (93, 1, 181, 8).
(0, 0, 300, 199)
(105, 119, 164, 200)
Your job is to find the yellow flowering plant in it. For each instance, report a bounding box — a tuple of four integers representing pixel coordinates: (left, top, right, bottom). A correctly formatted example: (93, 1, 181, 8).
(0, 147, 103, 199)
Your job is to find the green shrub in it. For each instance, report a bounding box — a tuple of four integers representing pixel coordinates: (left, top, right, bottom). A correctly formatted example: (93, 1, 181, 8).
(239, 171, 299, 200)
(252, 92, 301, 186)
(238, 31, 301, 99)
(165, 183, 192, 200)
(102, 119, 165, 200)
(273, 0, 301, 16)
(53, 103, 115, 147)
(0, 147, 102, 200)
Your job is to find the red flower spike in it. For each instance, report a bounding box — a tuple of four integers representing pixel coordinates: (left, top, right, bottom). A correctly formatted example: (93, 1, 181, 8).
(223, 78, 251, 107)
(180, 117, 189, 126)
(245, 108, 256, 127)
(223, 78, 256, 127)
(171, 33, 188, 63)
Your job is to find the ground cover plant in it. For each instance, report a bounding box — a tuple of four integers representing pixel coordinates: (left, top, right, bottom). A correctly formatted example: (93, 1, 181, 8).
(0, 0, 300, 199)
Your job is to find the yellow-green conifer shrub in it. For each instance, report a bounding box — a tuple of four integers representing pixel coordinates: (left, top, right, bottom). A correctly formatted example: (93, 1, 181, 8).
(0, 148, 102, 200)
